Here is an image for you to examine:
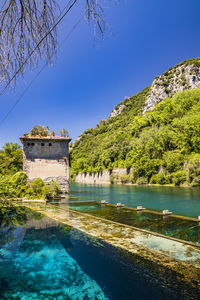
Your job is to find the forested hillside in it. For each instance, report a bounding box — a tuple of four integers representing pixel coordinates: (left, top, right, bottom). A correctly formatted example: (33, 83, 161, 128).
(71, 59, 200, 187)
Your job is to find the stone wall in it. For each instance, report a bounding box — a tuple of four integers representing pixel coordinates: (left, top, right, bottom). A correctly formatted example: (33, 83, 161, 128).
(21, 137, 70, 193)
(25, 159, 67, 179)
(112, 168, 128, 176)
(75, 170, 110, 184)
(75, 168, 132, 185)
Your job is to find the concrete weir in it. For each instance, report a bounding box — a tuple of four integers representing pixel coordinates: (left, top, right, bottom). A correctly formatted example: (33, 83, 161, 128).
(24, 203, 200, 291)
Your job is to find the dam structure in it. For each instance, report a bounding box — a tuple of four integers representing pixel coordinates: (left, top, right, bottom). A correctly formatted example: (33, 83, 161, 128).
(20, 135, 71, 193)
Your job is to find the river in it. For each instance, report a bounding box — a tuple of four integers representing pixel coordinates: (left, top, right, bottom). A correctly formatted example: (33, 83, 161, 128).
(70, 183, 200, 218)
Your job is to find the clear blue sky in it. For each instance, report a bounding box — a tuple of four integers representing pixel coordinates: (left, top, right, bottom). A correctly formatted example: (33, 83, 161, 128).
(0, 0, 200, 147)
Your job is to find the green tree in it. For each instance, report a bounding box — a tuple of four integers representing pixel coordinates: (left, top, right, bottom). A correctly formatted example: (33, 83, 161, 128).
(59, 128, 69, 137)
(49, 130, 55, 136)
(0, 143, 22, 175)
(30, 125, 49, 136)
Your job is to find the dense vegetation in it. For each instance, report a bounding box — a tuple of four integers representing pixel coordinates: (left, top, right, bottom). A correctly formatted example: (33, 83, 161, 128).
(0, 172, 61, 199)
(0, 143, 22, 175)
(71, 88, 200, 187)
(0, 143, 61, 199)
(0, 142, 61, 225)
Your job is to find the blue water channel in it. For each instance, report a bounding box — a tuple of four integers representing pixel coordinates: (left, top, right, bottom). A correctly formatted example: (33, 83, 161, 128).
(0, 213, 199, 299)
(69, 183, 200, 218)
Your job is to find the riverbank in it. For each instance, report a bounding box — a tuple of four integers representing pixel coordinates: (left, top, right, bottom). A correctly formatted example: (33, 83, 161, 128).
(24, 203, 200, 292)
(74, 169, 196, 188)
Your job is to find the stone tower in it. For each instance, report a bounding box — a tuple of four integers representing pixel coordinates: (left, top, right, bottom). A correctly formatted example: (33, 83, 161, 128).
(20, 136, 71, 193)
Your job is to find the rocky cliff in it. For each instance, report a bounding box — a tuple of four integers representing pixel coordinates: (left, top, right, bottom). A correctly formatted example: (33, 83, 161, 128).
(143, 59, 200, 113)
(109, 58, 200, 117)
(75, 168, 129, 184)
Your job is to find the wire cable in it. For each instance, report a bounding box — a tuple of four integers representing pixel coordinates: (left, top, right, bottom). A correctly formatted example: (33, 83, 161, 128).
(0, 0, 79, 96)
(0, 17, 83, 127)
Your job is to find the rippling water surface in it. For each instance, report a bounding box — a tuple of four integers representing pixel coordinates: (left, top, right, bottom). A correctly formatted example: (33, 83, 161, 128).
(70, 183, 200, 218)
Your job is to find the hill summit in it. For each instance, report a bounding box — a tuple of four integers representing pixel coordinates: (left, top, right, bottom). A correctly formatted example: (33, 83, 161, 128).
(110, 58, 200, 118)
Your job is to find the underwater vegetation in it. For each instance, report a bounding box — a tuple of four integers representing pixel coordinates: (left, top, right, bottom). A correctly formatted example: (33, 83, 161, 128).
(0, 199, 42, 226)
(68, 202, 200, 244)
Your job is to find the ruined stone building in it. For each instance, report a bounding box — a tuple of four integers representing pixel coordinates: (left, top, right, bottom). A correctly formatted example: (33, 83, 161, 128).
(20, 136, 71, 193)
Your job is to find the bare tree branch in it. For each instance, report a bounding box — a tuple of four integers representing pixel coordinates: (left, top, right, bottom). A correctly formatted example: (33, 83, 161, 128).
(0, 0, 117, 92)
(0, 0, 59, 88)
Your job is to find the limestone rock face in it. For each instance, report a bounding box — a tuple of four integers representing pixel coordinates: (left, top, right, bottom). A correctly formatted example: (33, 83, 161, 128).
(75, 168, 132, 184)
(109, 103, 125, 118)
(108, 60, 200, 118)
(75, 170, 110, 184)
(143, 63, 200, 113)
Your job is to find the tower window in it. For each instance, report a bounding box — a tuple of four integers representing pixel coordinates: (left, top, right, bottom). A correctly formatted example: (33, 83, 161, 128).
(49, 143, 52, 146)
(41, 143, 44, 146)
(31, 143, 34, 146)
(27, 143, 30, 146)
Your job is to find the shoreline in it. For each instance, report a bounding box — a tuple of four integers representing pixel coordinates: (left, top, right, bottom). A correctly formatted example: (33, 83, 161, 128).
(72, 179, 200, 189)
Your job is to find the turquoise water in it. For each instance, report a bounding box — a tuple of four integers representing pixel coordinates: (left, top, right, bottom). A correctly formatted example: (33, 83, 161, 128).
(0, 214, 199, 299)
(69, 183, 200, 218)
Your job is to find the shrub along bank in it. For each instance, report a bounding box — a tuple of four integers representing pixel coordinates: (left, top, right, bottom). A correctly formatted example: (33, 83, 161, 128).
(0, 171, 61, 199)
(0, 171, 61, 200)
(0, 143, 61, 199)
